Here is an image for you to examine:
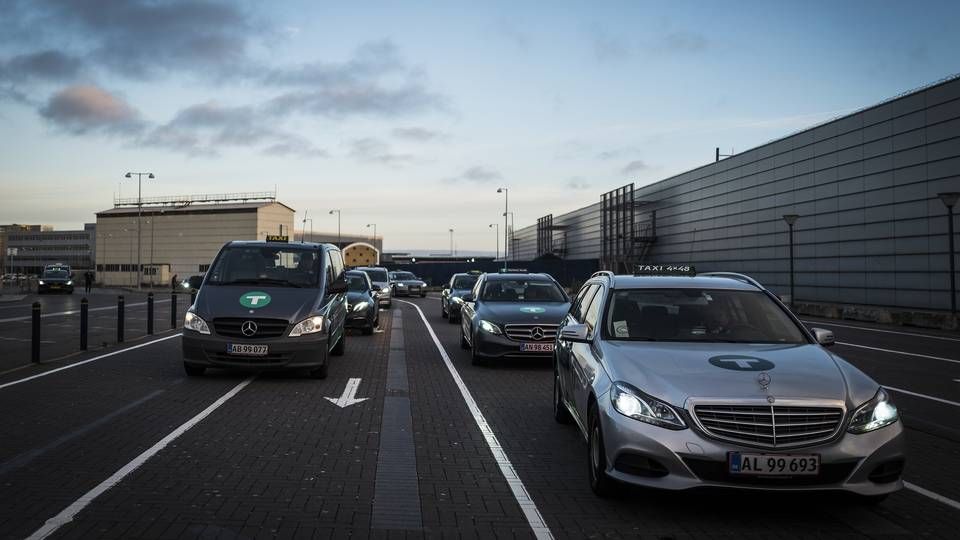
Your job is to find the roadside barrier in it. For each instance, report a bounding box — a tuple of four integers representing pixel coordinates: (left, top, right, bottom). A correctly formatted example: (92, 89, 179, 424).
(31, 302, 40, 363)
(80, 298, 88, 351)
(117, 295, 125, 343)
(147, 293, 154, 335)
(170, 293, 178, 329)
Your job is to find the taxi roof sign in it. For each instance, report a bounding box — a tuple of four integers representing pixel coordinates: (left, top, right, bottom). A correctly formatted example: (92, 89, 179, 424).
(633, 264, 696, 276)
(265, 235, 289, 242)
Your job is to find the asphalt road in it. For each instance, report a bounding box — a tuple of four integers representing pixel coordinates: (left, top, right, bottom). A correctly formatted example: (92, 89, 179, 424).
(0, 295, 956, 539)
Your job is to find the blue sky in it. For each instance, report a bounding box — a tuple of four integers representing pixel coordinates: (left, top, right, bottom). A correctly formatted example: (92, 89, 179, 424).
(1, 0, 958, 252)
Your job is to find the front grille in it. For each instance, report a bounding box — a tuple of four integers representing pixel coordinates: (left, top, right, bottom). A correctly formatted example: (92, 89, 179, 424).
(683, 457, 857, 486)
(693, 404, 844, 449)
(504, 324, 558, 341)
(213, 318, 289, 339)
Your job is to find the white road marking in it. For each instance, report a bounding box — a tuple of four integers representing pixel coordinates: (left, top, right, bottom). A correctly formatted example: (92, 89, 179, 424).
(802, 320, 960, 343)
(0, 333, 182, 391)
(884, 386, 960, 408)
(0, 299, 172, 324)
(836, 342, 960, 366)
(904, 482, 960, 511)
(324, 377, 369, 408)
(398, 299, 554, 540)
(27, 376, 255, 539)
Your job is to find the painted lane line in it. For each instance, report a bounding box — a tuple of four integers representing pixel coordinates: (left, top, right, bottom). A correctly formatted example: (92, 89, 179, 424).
(836, 342, 960, 366)
(0, 299, 172, 324)
(904, 482, 960, 512)
(884, 386, 960, 408)
(27, 375, 255, 540)
(0, 333, 182, 391)
(802, 320, 960, 343)
(398, 300, 553, 540)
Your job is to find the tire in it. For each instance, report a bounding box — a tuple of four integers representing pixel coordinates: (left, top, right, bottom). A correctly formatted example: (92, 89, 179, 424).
(554, 365, 572, 424)
(471, 343, 486, 366)
(362, 324, 374, 335)
(588, 405, 618, 497)
(184, 363, 206, 376)
(331, 330, 346, 356)
(460, 325, 470, 350)
(420, 292, 427, 298)
(441, 302, 448, 318)
(447, 313, 458, 324)
(308, 362, 328, 379)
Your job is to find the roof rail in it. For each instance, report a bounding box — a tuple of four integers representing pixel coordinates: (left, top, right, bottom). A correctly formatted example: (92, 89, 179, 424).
(697, 272, 765, 290)
(590, 271, 615, 280)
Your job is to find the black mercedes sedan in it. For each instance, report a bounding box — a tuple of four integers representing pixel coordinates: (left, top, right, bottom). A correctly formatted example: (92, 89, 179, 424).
(459, 272, 570, 366)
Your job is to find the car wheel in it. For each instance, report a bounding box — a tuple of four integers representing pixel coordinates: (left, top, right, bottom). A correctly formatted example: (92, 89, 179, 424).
(183, 363, 206, 376)
(441, 303, 448, 318)
(447, 313, 458, 324)
(588, 405, 618, 497)
(362, 324, 374, 335)
(331, 331, 346, 356)
(470, 341, 486, 366)
(554, 365, 572, 424)
(460, 325, 470, 350)
(420, 292, 426, 298)
(308, 362, 328, 379)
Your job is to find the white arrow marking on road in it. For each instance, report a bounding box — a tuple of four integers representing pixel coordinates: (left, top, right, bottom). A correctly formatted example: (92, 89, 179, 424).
(324, 378, 368, 408)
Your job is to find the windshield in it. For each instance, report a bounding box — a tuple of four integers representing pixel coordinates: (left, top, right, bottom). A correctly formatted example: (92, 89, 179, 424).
(480, 279, 566, 302)
(392, 272, 417, 280)
(603, 289, 807, 344)
(452, 275, 478, 289)
(347, 274, 369, 292)
(362, 268, 389, 283)
(205, 246, 322, 287)
(42, 270, 69, 279)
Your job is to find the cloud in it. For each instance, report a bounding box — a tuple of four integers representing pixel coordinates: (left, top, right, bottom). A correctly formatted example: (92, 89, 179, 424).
(0, 50, 83, 82)
(349, 137, 414, 166)
(261, 134, 329, 158)
(39, 84, 143, 134)
(621, 160, 649, 175)
(659, 31, 708, 53)
(444, 165, 502, 184)
(589, 28, 633, 62)
(490, 18, 530, 50)
(566, 177, 591, 190)
(391, 126, 445, 141)
(596, 146, 642, 160)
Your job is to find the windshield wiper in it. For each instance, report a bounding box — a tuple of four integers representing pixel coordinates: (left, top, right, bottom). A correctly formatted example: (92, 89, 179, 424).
(215, 278, 303, 288)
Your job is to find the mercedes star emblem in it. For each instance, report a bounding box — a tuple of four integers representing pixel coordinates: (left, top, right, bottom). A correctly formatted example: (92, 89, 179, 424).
(757, 372, 771, 391)
(241, 320, 258, 337)
(531, 327, 545, 340)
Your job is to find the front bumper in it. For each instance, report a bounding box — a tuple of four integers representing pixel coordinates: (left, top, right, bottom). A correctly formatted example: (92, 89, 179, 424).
(596, 394, 905, 495)
(346, 307, 377, 328)
(182, 330, 329, 370)
(472, 328, 554, 359)
(393, 285, 425, 297)
(39, 283, 74, 293)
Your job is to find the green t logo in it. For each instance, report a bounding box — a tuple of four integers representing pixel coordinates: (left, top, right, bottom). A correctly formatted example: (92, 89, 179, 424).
(240, 291, 271, 308)
(520, 307, 545, 313)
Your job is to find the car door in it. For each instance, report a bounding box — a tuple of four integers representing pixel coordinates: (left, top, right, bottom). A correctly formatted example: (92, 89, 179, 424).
(460, 276, 483, 344)
(571, 283, 605, 423)
(325, 250, 348, 345)
(559, 283, 599, 410)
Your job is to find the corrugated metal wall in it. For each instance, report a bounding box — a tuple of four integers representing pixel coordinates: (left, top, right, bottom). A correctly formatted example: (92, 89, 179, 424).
(512, 76, 960, 311)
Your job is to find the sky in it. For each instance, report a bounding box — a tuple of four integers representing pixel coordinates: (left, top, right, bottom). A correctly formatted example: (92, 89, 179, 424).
(1, 0, 958, 253)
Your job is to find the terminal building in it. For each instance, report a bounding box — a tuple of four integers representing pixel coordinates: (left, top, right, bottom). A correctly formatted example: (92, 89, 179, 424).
(510, 75, 960, 313)
(3, 224, 95, 275)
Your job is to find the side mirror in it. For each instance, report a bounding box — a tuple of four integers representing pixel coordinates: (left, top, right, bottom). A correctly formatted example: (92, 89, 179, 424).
(811, 328, 835, 347)
(559, 323, 590, 343)
(187, 275, 203, 290)
(461, 292, 475, 303)
(328, 275, 348, 294)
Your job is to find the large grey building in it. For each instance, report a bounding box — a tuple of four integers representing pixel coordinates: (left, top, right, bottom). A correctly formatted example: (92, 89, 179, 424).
(512, 75, 960, 312)
(5, 224, 96, 275)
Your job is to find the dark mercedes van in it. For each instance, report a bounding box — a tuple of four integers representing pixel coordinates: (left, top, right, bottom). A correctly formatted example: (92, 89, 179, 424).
(182, 241, 348, 379)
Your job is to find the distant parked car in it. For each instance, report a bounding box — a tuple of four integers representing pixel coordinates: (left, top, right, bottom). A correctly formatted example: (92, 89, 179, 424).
(389, 271, 427, 297)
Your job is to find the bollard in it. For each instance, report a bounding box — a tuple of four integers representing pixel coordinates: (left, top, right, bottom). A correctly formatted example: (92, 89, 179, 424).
(31, 302, 41, 363)
(147, 293, 154, 335)
(80, 298, 88, 351)
(170, 293, 178, 329)
(117, 295, 125, 343)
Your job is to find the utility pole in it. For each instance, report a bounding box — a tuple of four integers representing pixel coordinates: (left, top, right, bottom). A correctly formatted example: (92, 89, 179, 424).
(938, 193, 959, 314)
(783, 214, 800, 309)
(489, 223, 499, 260)
(497, 187, 508, 270)
(329, 209, 341, 247)
(124, 171, 154, 289)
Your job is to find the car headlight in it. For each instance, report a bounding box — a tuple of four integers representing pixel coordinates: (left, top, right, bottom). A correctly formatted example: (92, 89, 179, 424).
(397, 283, 407, 287)
(289, 315, 325, 337)
(183, 311, 210, 335)
(38, 280, 45, 285)
(181, 281, 191, 289)
(352, 301, 370, 312)
(66, 280, 73, 285)
(848, 389, 899, 434)
(611, 382, 686, 430)
(380, 286, 390, 294)
(479, 320, 502, 335)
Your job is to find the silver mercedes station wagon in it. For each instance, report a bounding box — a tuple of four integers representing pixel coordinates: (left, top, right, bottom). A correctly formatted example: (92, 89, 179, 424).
(554, 270, 904, 501)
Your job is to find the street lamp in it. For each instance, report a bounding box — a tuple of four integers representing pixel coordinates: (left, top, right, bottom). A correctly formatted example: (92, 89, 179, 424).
(449, 228, 454, 256)
(366, 223, 377, 247)
(329, 209, 341, 247)
(497, 187, 508, 270)
(503, 211, 515, 262)
(300, 210, 309, 243)
(938, 192, 959, 314)
(489, 223, 499, 260)
(303, 218, 314, 243)
(783, 214, 800, 309)
(124, 171, 154, 289)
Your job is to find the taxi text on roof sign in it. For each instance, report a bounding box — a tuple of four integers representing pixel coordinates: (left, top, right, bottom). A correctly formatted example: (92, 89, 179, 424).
(265, 235, 289, 242)
(632, 264, 697, 276)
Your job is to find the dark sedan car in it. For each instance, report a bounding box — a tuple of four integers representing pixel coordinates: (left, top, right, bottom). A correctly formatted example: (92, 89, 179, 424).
(389, 271, 427, 297)
(38, 268, 74, 294)
(345, 270, 379, 335)
(459, 273, 570, 365)
(440, 272, 479, 323)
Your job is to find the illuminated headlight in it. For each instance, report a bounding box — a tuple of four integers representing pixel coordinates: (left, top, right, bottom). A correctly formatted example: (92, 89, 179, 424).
(352, 301, 370, 312)
(479, 320, 502, 335)
(380, 287, 390, 294)
(396, 283, 407, 288)
(181, 281, 191, 289)
(183, 311, 210, 335)
(610, 382, 686, 430)
(66, 280, 73, 286)
(289, 315, 325, 337)
(848, 389, 899, 434)
(38, 280, 45, 285)
(451, 297, 464, 305)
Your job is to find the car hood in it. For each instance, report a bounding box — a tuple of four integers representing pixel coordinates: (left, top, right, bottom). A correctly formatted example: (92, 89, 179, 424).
(450, 288, 472, 298)
(370, 281, 390, 290)
(601, 342, 875, 408)
(347, 291, 374, 304)
(477, 302, 570, 325)
(194, 285, 322, 323)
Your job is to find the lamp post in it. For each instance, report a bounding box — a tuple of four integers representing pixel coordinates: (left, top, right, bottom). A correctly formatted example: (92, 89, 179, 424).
(303, 218, 313, 243)
(366, 223, 377, 248)
(938, 192, 959, 314)
(124, 171, 154, 289)
(503, 211, 515, 262)
(489, 223, 499, 260)
(497, 187, 508, 270)
(783, 214, 800, 309)
(300, 210, 309, 243)
(329, 209, 341, 247)
(449, 228, 454, 256)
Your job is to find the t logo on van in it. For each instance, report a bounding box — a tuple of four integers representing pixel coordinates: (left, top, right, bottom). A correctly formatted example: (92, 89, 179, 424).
(239, 291, 272, 308)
